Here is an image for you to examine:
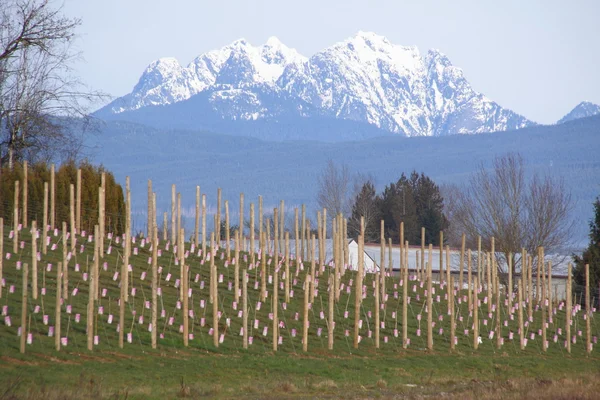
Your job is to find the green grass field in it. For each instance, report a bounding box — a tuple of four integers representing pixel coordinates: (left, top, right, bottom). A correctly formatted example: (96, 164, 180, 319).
(1, 223, 598, 399)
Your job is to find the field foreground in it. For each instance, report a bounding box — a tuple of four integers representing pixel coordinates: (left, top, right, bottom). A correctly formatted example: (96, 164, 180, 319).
(1, 221, 599, 399)
(1, 349, 600, 399)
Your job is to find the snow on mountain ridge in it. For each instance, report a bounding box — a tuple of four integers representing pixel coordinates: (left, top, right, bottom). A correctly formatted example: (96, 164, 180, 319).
(108, 37, 306, 114)
(103, 32, 535, 137)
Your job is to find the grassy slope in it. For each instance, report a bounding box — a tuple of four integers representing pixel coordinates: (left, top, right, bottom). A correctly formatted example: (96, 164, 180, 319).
(0, 224, 598, 399)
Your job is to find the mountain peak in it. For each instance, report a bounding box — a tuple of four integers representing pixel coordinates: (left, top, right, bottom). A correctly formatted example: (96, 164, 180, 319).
(558, 101, 600, 124)
(264, 36, 283, 47)
(100, 33, 535, 137)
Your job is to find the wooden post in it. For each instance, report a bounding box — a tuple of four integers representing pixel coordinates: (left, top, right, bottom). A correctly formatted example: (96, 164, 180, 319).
(301, 204, 306, 261)
(99, 174, 105, 258)
(420, 227, 425, 281)
(42, 183, 48, 255)
(55, 262, 62, 351)
(473, 276, 479, 350)
(0, 219, 3, 298)
(508, 253, 513, 312)
(119, 179, 129, 348)
(374, 271, 380, 349)
(548, 261, 553, 308)
(528, 255, 533, 322)
(213, 233, 219, 348)
(76, 169, 81, 233)
(400, 222, 404, 275)
(233, 231, 239, 304)
(344, 218, 349, 270)
(402, 240, 408, 348)
(151, 217, 158, 349)
(242, 268, 248, 349)
(388, 237, 393, 281)
(446, 245, 451, 314)
(491, 237, 496, 299)
(177, 193, 181, 249)
(22, 161, 28, 228)
(303, 274, 310, 352)
(310, 234, 316, 304)
(586, 264, 591, 354)
(294, 208, 299, 272)
(181, 227, 189, 347)
(566, 264, 572, 354)
(163, 212, 167, 242)
(450, 276, 456, 351)
(148, 180, 153, 240)
(427, 244, 433, 351)
(216, 188, 222, 246)
(306, 221, 312, 262)
(439, 231, 444, 283)
(274, 208, 279, 262)
(541, 265, 547, 352)
(467, 249, 472, 312)
(518, 280, 524, 350)
(321, 209, 327, 261)
(328, 273, 335, 350)
(273, 257, 279, 352)
(460, 234, 465, 291)
(62, 221, 68, 300)
(13, 180, 19, 254)
(171, 184, 176, 245)
(354, 232, 363, 349)
(20, 262, 28, 353)
(250, 203, 255, 265)
(261, 231, 267, 302)
(87, 233, 95, 351)
(202, 194, 206, 258)
(279, 200, 285, 255)
(477, 236, 482, 286)
(380, 220, 385, 301)
(239, 193, 244, 248)
(124, 177, 131, 302)
(194, 186, 200, 246)
(486, 252, 492, 314)
(258, 195, 263, 254)
(317, 211, 323, 267)
(31, 221, 38, 300)
(225, 200, 230, 261)
(50, 164, 55, 229)
(285, 232, 290, 303)
(69, 184, 75, 252)
(210, 232, 216, 304)
(496, 276, 502, 349)
(93, 225, 99, 302)
(536, 247, 542, 304)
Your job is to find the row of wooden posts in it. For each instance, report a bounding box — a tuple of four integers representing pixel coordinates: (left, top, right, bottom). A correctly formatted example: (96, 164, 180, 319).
(1, 175, 595, 356)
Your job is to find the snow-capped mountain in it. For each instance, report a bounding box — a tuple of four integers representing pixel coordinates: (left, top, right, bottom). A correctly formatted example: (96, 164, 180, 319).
(557, 101, 600, 124)
(100, 32, 535, 137)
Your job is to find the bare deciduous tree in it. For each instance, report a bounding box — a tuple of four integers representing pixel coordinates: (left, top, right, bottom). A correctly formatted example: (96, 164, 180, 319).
(450, 153, 574, 278)
(316, 160, 351, 219)
(0, 0, 106, 169)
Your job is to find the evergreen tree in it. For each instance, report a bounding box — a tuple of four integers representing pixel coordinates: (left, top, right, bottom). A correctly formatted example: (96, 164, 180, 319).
(348, 180, 380, 242)
(348, 170, 448, 245)
(573, 196, 600, 290)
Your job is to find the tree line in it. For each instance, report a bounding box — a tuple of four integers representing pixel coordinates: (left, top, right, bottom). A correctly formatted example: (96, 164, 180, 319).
(318, 153, 579, 282)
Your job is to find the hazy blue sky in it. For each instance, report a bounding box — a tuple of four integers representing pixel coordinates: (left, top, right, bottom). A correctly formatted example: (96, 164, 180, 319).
(64, 0, 599, 124)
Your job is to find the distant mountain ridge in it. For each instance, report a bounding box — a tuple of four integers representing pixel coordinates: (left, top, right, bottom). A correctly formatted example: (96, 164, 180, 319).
(87, 114, 600, 247)
(558, 101, 600, 124)
(98, 32, 535, 138)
